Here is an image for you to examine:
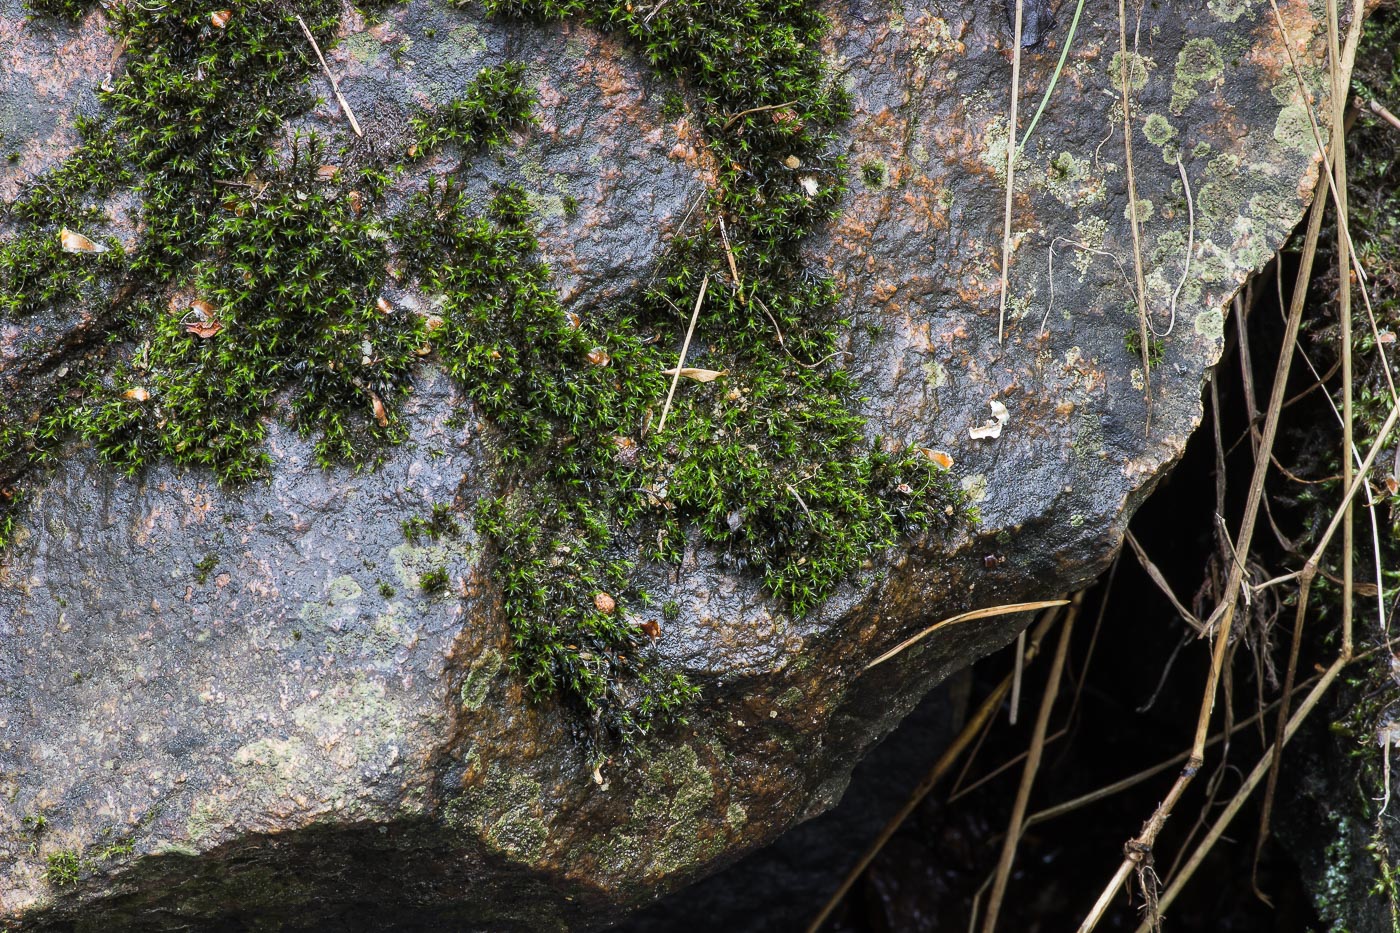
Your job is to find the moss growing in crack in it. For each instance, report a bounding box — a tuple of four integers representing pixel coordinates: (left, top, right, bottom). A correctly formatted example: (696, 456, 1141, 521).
(1123, 329, 1164, 367)
(44, 850, 81, 888)
(419, 567, 451, 593)
(24, 0, 99, 21)
(406, 61, 535, 159)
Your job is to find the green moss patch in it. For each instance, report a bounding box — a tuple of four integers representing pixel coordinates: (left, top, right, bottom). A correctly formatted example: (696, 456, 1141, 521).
(1, 0, 970, 745)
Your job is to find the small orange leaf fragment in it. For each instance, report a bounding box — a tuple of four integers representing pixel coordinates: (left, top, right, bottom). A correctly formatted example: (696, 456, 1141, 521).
(370, 392, 388, 427)
(210, 9, 232, 27)
(586, 347, 611, 367)
(639, 619, 661, 639)
(123, 387, 151, 402)
(919, 448, 954, 469)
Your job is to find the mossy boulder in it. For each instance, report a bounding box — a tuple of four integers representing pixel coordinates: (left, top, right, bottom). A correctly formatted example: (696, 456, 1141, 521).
(0, 0, 1341, 927)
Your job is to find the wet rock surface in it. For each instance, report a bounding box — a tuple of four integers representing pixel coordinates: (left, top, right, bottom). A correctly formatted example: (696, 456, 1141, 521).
(0, 0, 1340, 927)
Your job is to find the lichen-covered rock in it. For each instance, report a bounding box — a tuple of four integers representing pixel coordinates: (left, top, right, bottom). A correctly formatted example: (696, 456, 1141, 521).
(0, 0, 1339, 927)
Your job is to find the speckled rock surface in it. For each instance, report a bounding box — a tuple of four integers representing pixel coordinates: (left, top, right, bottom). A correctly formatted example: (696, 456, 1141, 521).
(0, 0, 1339, 928)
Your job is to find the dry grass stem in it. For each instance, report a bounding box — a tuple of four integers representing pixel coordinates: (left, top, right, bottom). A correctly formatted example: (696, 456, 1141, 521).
(1116, 0, 1153, 426)
(1357, 95, 1400, 131)
(1125, 530, 1203, 631)
(982, 596, 1079, 933)
(296, 15, 363, 138)
(656, 274, 709, 433)
(1009, 629, 1026, 725)
(1162, 157, 1195, 338)
(996, 0, 1026, 344)
(864, 600, 1069, 671)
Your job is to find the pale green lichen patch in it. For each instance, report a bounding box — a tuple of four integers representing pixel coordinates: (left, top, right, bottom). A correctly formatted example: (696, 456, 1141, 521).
(1208, 0, 1251, 22)
(1123, 198, 1153, 222)
(1109, 50, 1152, 92)
(1194, 307, 1226, 342)
(979, 112, 1031, 181)
(1170, 38, 1225, 114)
(1143, 113, 1177, 147)
(1196, 152, 1246, 235)
(1274, 102, 1322, 153)
(460, 649, 505, 711)
(593, 744, 721, 879)
(445, 767, 548, 862)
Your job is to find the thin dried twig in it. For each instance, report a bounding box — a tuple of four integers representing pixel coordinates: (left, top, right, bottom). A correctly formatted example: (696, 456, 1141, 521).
(656, 274, 709, 433)
(1160, 157, 1195, 339)
(983, 596, 1079, 933)
(1125, 530, 1203, 631)
(1009, 629, 1027, 725)
(717, 214, 745, 304)
(296, 15, 363, 138)
(996, 0, 1026, 344)
(721, 100, 800, 131)
(1356, 95, 1400, 132)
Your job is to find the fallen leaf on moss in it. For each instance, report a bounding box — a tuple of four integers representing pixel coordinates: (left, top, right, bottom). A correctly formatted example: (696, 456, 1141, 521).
(587, 348, 611, 367)
(370, 392, 388, 427)
(59, 228, 107, 253)
(210, 9, 232, 27)
(639, 620, 661, 639)
(123, 387, 150, 402)
(184, 320, 222, 338)
(662, 366, 726, 382)
(920, 448, 954, 469)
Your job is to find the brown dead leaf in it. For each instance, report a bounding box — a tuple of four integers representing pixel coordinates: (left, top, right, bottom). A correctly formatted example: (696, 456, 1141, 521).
(662, 366, 726, 382)
(370, 392, 388, 427)
(317, 164, 339, 181)
(376, 297, 393, 314)
(210, 9, 232, 27)
(123, 387, 151, 402)
(184, 320, 223, 338)
(639, 619, 661, 639)
(59, 228, 107, 254)
(587, 347, 611, 367)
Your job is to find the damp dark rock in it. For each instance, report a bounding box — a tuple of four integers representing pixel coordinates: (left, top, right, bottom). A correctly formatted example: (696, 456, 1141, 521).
(0, 0, 1342, 927)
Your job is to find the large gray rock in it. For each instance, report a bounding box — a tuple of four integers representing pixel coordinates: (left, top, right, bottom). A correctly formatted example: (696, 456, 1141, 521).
(0, 0, 1337, 927)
